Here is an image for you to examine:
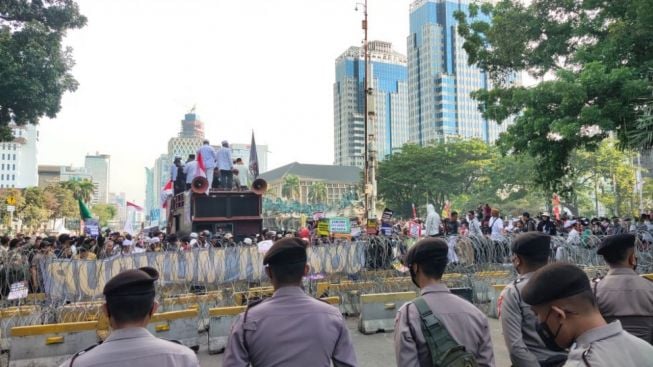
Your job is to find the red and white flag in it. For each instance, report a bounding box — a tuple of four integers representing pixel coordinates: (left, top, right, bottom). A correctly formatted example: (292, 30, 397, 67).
(127, 201, 143, 211)
(196, 152, 206, 178)
(160, 180, 173, 208)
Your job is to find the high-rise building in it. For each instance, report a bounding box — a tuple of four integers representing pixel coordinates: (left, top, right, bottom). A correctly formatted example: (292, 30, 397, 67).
(0, 124, 38, 189)
(168, 112, 205, 162)
(407, 0, 509, 145)
(334, 41, 409, 168)
(144, 167, 155, 215)
(84, 153, 111, 204)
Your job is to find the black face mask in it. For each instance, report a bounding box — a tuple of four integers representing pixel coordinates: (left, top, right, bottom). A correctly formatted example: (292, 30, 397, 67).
(633, 257, 638, 272)
(536, 309, 566, 352)
(409, 266, 419, 288)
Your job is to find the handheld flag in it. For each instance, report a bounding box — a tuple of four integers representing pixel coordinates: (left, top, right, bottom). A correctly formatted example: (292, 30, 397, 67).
(78, 199, 92, 220)
(160, 180, 173, 208)
(196, 151, 206, 178)
(249, 131, 259, 178)
(127, 201, 143, 211)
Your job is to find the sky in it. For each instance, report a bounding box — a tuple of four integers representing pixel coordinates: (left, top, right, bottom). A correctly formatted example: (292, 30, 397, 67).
(38, 0, 414, 205)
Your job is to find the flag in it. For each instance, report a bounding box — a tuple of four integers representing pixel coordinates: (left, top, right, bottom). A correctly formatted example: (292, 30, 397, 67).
(552, 194, 561, 221)
(78, 199, 92, 220)
(249, 131, 259, 178)
(126, 201, 143, 211)
(196, 151, 206, 178)
(160, 180, 173, 208)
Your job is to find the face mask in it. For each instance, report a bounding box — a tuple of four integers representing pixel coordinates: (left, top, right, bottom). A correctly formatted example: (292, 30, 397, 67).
(633, 257, 638, 272)
(536, 309, 566, 352)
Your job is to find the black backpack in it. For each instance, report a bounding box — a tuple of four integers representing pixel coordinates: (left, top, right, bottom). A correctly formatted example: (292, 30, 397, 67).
(413, 297, 478, 367)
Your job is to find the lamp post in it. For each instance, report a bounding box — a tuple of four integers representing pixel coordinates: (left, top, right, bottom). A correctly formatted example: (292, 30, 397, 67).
(355, 0, 376, 223)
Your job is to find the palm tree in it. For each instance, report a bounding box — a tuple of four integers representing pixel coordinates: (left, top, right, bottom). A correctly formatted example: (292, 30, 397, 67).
(281, 175, 300, 201)
(61, 179, 96, 203)
(308, 182, 328, 204)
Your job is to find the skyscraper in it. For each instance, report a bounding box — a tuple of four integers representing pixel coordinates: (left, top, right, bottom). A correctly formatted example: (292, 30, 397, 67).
(85, 153, 110, 204)
(168, 112, 205, 161)
(0, 124, 38, 189)
(334, 41, 409, 168)
(408, 0, 509, 145)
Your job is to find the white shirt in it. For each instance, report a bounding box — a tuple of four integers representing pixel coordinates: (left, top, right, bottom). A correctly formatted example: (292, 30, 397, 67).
(183, 161, 198, 183)
(217, 147, 233, 171)
(489, 217, 504, 240)
(234, 163, 249, 186)
(170, 164, 178, 181)
(567, 228, 580, 245)
(468, 217, 482, 236)
(197, 144, 218, 169)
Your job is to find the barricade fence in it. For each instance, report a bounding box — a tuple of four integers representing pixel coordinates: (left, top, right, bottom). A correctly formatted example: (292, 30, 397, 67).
(0, 233, 651, 350)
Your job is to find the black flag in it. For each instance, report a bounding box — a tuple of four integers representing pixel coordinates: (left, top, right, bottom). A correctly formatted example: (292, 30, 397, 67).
(249, 131, 259, 178)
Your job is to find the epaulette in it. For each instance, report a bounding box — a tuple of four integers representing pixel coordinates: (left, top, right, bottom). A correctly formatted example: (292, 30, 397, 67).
(246, 298, 265, 309)
(592, 276, 604, 296)
(69, 341, 102, 366)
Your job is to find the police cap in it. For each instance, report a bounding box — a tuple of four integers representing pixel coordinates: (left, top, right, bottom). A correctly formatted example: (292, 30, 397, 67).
(521, 263, 591, 306)
(405, 238, 448, 267)
(103, 267, 159, 297)
(596, 233, 636, 256)
(511, 232, 550, 259)
(263, 237, 307, 266)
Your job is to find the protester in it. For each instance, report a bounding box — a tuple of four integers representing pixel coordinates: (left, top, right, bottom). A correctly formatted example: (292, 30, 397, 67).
(233, 157, 250, 190)
(183, 154, 198, 191)
(425, 204, 441, 237)
(217, 140, 234, 190)
(197, 139, 218, 189)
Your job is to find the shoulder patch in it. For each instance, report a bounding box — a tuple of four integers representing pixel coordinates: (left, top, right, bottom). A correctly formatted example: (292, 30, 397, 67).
(68, 341, 102, 366)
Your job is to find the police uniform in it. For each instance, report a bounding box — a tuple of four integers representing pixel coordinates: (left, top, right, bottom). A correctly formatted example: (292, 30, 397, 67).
(521, 263, 653, 367)
(394, 238, 495, 367)
(60, 267, 199, 367)
(501, 233, 567, 367)
(594, 234, 653, 343)
(223, 238, 357, 367)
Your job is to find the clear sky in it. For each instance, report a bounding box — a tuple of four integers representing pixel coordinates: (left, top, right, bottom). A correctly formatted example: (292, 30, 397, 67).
(38, 0, 413, 205)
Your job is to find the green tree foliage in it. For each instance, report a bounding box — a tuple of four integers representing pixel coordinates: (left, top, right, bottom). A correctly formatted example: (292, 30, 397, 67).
(308, 182, 327, 204)
(281, 175, 300, 201)
(91, 203, 116, 227)
(454, 0, 653, 196)
(60, 179, 95, 203)
(42, 184, 76, 220)
(0, 1, 87, 139)
(18, 187, 49, 229)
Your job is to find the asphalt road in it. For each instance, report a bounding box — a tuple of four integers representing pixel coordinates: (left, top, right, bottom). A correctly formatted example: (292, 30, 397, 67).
(198, 317, 510, 366)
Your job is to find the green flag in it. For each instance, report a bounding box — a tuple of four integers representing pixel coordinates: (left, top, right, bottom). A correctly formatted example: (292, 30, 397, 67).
(79, 198, 92, 220)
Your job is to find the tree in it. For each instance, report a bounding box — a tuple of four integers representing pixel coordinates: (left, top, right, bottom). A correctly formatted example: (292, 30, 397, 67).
(281, 175, 300, 202)
(0, 1, 87, 139)
(377, 139, 494, 217)
(308, 182, 327, 204)
(61, 179, 95, 203)
(43, 184, 77, 221)
(91, 204, 116, 227)
(18, 187, 49, 230)
(454, 0, 653, 198)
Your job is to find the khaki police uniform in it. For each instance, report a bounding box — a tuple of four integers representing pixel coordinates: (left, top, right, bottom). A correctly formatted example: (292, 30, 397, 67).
(223, 286, 357, 367)
(394, 283, 495, 367)
(501, 273, 567, 366)
(563, 321, 653, 367)
(594, 268, 653, 343)
(59, 328, 199, 367)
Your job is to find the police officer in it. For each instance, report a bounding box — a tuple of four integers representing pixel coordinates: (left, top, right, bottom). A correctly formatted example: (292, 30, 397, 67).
(394, 238, 495, 367)
(521, 263, 653, 366)
(594, 233, 653, 343)
(501, 232, 567, 367)
(60, 267, 199, 367)
(223, 238, 357, 366)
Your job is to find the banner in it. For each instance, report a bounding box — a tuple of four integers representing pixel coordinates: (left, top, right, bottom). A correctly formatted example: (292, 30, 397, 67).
(41, 243, 366, 299)
(317, 219, 330, 237)
(84, 219, 100, 237)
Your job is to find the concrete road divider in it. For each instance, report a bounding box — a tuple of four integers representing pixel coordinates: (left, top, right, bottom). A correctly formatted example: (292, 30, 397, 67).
(9, 321, 98, 367)
(0, 306, 40, 351)
(359, 291, 416, 334)
(147, 309, 200, 351)
(207, 306, 246, 354)
(642, 274, 653, 281)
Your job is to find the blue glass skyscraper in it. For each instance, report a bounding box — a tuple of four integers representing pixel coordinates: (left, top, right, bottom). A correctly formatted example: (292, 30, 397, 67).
(334, 41, 409, 168)
(408, 0, 510, 145)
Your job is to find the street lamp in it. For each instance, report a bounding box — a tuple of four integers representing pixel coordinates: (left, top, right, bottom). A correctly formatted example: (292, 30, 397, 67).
(355, 0, 377, 224)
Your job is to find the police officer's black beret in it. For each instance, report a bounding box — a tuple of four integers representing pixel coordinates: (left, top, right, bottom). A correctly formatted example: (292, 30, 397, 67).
(405, 238, 448, 267)
(511, 232, 550, 258)
(521, 263, 591, 305)
(597, 234, 636, 256)
(103, 267, 159, 297)
(263, 237, 307, 266)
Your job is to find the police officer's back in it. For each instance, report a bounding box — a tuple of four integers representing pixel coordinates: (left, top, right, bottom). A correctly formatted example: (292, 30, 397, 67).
(501, 232, 567, 366)
(594, 234, 653, 343)
(60, 267, 199, 367)
(522, 263, 653, 367)
(394, 238, 495, 367)
(223, 238, 357, 367)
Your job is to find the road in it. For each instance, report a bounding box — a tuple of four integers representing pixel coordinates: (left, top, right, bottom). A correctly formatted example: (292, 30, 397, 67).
(198, 317, 509, 366)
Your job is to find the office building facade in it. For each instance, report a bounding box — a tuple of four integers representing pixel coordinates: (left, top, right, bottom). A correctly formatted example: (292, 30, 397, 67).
(84, 154, 111, 204)
(334, 41, 409, 168)
(0, 124, 38, 189)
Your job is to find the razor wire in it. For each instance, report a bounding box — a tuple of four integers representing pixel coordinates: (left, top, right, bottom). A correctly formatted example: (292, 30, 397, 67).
(0, 232, 651, 348)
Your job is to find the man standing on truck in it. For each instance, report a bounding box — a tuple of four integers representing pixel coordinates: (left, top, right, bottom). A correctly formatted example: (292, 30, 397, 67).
(197, 139, 218, 189)
(217, 140, 234, 190)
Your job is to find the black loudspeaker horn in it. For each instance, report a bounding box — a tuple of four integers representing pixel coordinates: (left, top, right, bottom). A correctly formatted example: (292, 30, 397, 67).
(191, 176, 209, 194)
(251, 178, 267, 195)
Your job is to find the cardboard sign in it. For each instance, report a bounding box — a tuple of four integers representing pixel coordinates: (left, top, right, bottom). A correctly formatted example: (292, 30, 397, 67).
(8, 282, 28, 300)
(84, 219, 100, 237)
(329, 217, 351, 234)
(366, 219, 378, 235)
(317, 220, 330, 237)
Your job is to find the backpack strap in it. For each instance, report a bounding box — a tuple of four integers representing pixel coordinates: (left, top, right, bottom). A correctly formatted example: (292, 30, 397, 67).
(413, 297, 466, 367)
